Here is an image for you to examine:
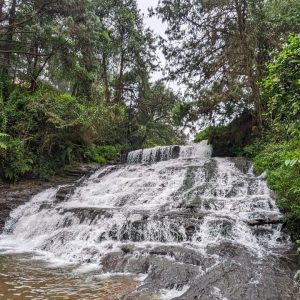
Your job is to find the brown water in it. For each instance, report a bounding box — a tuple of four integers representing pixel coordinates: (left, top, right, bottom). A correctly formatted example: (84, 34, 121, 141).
(0, 254, 141, 300)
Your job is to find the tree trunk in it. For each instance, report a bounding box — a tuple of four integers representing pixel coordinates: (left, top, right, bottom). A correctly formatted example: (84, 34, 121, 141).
(29, 44, 39, 92)
(29, 52, 52, 92)
(116, 45, 125, 103)
(234, 0, 263, 130)
(0, 0, 4, 20)
(248, 67, 263, 130)
(102, 53, 110, 103)
(1, 0, 16, 102)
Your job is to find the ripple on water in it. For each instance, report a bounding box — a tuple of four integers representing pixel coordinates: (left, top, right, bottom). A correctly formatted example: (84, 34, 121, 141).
(0, 254, 144, 300)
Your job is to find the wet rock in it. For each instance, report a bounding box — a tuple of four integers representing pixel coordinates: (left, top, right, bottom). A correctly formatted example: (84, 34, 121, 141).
(149, 245, 212, 267)
(230, 157, 252, 174)
(246, 217, 284, 226)
(206, 241, 247, 258)
(146, 259, 199, 291)
(174, 258, 300, 300)
(97, 165, 121, 179)
(125, 255, 151, 274)
(161, 210, 207, 220)
(101, 252, 131, 273)
(63, 207, 114, 224)
(203, 159, 218, 181)
(172, 244, 300, 300)
(55, 185, 76, 202)
(172, 145, 181, 159)
(121, 244, 135, 254)
(122, 291, 160, 300)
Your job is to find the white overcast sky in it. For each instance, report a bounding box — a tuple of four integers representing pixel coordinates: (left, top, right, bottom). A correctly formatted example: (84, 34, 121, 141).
(137, 0, 166, 37)
(137, 1, 193, 138)
(137, 1, 185, 94)
(137, 0, 167, 81)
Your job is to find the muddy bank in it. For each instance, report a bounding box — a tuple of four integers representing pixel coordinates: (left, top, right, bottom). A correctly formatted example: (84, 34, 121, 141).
(0, 164, 100, 232)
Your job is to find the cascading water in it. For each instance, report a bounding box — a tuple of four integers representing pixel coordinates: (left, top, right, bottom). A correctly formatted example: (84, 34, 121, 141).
(0, 141, 299, 300)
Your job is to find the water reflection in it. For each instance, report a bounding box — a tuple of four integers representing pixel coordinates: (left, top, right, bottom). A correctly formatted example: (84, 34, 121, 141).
(0, 255, 139, 300)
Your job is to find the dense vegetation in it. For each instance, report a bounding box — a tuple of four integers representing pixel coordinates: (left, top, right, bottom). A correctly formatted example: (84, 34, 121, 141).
(155, 0, 300, 129)
(246, 35, 300, 239)
(155, 0, 300, 242)
(0, 0, 299, 254)
(194, 34, 300, 239)
(0, 0, 184, 180)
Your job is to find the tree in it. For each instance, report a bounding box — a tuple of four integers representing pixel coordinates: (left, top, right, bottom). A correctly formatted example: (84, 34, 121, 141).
(263, 34, 300, 126)
(126, 80, 184, 148)
(155, 0, 300, 129)
(94, 0, 157, 104)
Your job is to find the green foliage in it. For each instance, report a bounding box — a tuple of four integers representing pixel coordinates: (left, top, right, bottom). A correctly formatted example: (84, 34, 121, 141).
(253, 139, 300, 238)
(141, 123, 183, 148)
(253, 140, 299, 173)
(1, 87, 128, 179)
(0, 137, 33, 181)
(265, 0, 300, 30)
(195, 111, 257, 157)
(242, 127, 290, 159)
(242, 138, 267, 159)
(0, 82, 182, 180)
(85, 145, 122, 164)
(296, 271, 300, 282)
(0, 132, 9, 150)
(263, 35, 300, 124)
(126, 81, 185, 149)
(193, 35, 300, 245)
(247, 36, 300, 239)
(156, 0, 299, 125)
(172, 103, 192, 126)
(194, 127, 215, 143)
(0, 0, 185, 181)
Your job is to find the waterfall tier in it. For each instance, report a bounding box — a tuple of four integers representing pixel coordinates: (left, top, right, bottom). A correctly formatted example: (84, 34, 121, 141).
(0, 141, 298, 300)
(127, 140, 213, 164)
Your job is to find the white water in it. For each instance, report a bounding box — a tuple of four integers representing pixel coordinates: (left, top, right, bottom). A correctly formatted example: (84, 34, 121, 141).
(0, 141, 288, 272)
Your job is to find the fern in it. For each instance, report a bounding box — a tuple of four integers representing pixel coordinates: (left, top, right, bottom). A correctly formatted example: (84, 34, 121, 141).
(0, 132, 9, 150)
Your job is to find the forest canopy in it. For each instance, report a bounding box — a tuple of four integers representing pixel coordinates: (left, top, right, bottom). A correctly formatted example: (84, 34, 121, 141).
(0, 0, 299, 188)
(0, 0, 184, 180)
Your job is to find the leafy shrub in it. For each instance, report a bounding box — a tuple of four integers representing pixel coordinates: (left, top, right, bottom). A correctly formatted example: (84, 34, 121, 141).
(0, 136, 33, 181)
(194, 127, 212, 143)
(263, 34, 300, 124)
(248, 35, 300, 239)
(194, 111, 257, 156)
(85, 145, 122, 164)
(0, 132, 9, 150)
(1, 87, 127, 179)
(252, 139, 300, 239)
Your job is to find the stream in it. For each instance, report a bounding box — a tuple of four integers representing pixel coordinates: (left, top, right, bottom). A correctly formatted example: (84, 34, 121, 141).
(0, 141, 299, 299)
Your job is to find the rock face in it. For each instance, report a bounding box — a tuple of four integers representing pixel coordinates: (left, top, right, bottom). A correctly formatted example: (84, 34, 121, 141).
(0, 142, 299, 299)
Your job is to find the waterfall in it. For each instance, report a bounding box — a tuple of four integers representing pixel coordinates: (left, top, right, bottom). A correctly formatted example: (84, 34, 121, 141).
(0, 140, 296, 300)
(126, 141, 212, 164)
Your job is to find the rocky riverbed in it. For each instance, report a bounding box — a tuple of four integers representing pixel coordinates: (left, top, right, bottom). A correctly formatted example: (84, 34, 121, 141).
(0, 146, 300, 300)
